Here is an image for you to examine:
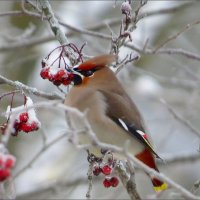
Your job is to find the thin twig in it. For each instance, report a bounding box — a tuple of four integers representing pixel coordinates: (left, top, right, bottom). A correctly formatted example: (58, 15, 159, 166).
(13, 131, 68, 179)
(154, 19, 200, 52)
(160, 98, 200, 139)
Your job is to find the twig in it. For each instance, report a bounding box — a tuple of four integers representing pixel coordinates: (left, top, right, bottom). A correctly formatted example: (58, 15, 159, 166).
(86, 162, 94, 199)
(158, 152, 200, 165)
(160, 98, 200, 139)
(138, 2, 194, 21)
(154, 19, 200, 52)
(13, 131, 68, 179)
(125, 43, 200, 62)
(191, 178, 200, 194)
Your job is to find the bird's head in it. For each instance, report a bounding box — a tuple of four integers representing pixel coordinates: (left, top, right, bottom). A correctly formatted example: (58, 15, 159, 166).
(73, 54, 116, 77)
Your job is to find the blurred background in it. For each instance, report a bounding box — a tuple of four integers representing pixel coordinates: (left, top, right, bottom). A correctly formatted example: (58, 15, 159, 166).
(0, 0, 200, 199)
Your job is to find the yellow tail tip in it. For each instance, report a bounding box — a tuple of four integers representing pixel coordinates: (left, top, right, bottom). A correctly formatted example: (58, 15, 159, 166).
(154, 183, 168, 192)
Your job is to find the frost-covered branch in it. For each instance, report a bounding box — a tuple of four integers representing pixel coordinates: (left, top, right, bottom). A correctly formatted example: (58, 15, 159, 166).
(38, 0, 78, 65)
(0, 74, 63, 100)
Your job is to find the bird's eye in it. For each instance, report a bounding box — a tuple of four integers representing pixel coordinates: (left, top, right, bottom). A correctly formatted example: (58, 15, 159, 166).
(73, 74, 82, 85)
(82, 70, 94, 77)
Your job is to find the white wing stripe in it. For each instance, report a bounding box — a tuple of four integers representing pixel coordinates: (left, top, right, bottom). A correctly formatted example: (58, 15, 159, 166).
(118, 118, 129, 131)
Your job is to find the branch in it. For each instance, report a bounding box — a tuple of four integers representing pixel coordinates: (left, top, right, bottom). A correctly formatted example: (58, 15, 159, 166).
(160, 98, 200, 139)
(13, 131, 68, 179)
(125, 43, 200, 62)
(0, 74, 63, 100)
(38, 0, 78, 65)
(159, 152, 200, 165)
(154, 19, 200, 52)
(115, 161, 141, 200)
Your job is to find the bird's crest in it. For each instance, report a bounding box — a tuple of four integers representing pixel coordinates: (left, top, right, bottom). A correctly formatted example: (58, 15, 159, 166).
(74, 54, 116, 73)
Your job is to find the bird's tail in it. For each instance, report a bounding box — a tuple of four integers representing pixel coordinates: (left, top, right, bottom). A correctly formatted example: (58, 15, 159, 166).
(136, 148, 167, 192)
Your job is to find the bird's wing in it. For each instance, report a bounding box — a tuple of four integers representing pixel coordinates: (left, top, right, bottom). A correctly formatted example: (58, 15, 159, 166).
(98, 89, 161, 158)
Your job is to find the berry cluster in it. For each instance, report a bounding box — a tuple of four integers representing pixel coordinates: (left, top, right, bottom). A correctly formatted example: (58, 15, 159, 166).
(40, 67, 74, 86)
(3, 97, 41, 136)
(91, 154, 119, 189)
(13, 112, 39, 135)
(0, 153, 16, 182)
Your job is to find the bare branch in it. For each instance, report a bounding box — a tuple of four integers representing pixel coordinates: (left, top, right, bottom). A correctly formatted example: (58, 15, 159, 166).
(13, 131, 68, 179)
(160, 98, 200, 139)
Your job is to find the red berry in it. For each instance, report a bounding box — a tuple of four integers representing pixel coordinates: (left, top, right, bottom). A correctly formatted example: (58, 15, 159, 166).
(68, 73, 74, 81)
(48, 74, 54, 81)
(54, 71, 62, 81)
(20, 123, 31, 133)
(62, 73, 74, 85)
(0, 169, 10, 182)
(40, 68, 49, 79)
(110, 177, 119, 187)
(93, 166, 102, 176)
(4, 155, 16, 169)
(102, 165, 112, 175)
(30, 122, 38, 131)
(62, 77, 71, 85)
(53, 80, 61, 86)
(57, 69, 66, 79)
(103, 178, 111, 188)
(19, 112, 29, 123)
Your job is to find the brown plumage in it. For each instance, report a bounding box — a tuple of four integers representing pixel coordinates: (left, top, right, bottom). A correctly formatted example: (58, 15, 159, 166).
(65, 54, 167, 191)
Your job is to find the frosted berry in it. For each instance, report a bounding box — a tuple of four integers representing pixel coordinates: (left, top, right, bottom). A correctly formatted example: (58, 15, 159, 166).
(40, 68, 49, 79)
(57, 69, 66, 79)
(103, 178, 111, 188)
(0, 169, 10, 182)
(62, 77, 70, 85)
(110, 177, 119, 187)
(31, 122, 38, 131)
(102, 165, 112, 175)
(93, 166, 102, 176)
(19, 112, 29, 123)
(53, 80, 61, 86)
(48, 73, 54, 81)
(4, 155, 16, 168)
(20, 123, 31, 133)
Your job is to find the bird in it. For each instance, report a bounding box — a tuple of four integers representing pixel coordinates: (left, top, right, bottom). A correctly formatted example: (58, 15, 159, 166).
(64, 54, 167, 192)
